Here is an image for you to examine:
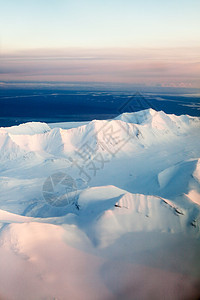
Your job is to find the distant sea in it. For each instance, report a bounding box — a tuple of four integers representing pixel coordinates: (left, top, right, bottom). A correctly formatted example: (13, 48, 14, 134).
(0, 88, 200, 127)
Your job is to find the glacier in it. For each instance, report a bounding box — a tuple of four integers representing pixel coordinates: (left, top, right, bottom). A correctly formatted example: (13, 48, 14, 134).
(0, 109, 200, 300)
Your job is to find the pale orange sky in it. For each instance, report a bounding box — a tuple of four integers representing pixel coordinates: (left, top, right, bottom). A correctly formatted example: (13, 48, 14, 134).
(1, 1, 200, 88)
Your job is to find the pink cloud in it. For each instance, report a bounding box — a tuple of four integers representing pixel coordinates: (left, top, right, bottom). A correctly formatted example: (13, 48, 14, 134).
(0, 47, 199, 87)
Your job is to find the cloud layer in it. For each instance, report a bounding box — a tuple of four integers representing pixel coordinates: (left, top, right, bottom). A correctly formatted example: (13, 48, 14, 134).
(0, 47, 200, 87)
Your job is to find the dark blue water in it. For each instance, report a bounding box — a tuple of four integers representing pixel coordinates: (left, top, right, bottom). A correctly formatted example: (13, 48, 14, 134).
(0, 88, 200, 127)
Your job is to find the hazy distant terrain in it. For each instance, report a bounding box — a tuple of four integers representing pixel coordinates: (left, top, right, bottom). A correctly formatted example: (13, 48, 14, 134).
(0, 87, 200, 127)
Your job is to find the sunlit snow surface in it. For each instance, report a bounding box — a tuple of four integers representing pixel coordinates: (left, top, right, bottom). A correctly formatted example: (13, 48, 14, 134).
(0, 109, 200, 300)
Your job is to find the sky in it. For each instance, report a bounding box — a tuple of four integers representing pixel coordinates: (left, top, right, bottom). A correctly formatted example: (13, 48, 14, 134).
(0, 0, 200, 88)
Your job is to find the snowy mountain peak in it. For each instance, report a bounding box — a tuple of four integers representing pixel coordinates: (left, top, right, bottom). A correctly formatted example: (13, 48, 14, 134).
(0, 121, 51, 135)
(0, 109, 200, 299)
(115, 108, 157, 124)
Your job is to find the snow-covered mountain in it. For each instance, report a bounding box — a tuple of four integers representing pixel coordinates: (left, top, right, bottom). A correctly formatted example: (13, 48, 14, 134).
(0, 109, 200, 300)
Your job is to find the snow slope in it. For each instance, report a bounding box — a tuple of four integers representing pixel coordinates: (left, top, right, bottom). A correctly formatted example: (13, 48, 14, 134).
(0, 109, 200, 300)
